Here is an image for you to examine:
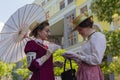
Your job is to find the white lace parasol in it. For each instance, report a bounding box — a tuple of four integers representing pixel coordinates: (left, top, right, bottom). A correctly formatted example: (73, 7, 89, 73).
(0, 4, 46, 63)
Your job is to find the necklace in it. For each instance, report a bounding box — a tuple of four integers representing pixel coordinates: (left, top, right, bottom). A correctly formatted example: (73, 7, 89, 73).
(88, 31, 96, 40)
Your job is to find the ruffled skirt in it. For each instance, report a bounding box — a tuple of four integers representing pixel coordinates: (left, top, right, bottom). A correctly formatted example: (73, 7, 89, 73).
(77, 62, 104, 80)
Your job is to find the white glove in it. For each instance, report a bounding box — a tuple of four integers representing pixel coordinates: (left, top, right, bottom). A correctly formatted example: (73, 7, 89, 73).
(36, 49, 53, 66)
(48, 43, 61, 53)
(62, 51, 81, 62)
(62, 51, 75, 58)
(26, 52, 36, 67)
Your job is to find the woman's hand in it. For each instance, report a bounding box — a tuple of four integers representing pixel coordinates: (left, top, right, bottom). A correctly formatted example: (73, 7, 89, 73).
(62, 51, 81, 63)
(48, 43, 61, 53)
(54, 61, 63, 68)
(46, 49, 53, 56)
(62, 51, 75, 59)
(36, 49, 53, 66)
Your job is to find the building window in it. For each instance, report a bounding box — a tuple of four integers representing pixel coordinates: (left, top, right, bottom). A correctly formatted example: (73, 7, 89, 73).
(48, 36, 61, 45)
(60, 1, 65, 10)
(66, 13, 77, 46)
(68, 31, 77, 46)
(42, 1, 45, 6)
(80, 5, 88, 14)
(68, 0, 73, 4)
(46, 11, 50, 19)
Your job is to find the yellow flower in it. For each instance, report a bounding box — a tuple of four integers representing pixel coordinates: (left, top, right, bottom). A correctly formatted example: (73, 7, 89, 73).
(112, 13, 118, 19)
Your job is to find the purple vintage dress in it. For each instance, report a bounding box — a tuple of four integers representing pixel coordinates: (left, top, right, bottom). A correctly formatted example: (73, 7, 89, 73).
(24, 40, 55, 80)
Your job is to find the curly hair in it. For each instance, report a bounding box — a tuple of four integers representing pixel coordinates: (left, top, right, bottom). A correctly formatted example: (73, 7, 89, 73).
(31, 20, 49, 37)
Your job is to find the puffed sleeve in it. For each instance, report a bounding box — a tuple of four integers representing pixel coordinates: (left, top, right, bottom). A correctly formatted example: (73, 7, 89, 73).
(24, 40, 40, 72)
(24, 40, 38, 53)
(79, 33, 106, 65)
(28, 59, 40, 72)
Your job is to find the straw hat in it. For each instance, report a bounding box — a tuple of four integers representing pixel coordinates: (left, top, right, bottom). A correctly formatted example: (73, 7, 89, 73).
(29, 19, 48, 36)
(72, 13, 93, 31)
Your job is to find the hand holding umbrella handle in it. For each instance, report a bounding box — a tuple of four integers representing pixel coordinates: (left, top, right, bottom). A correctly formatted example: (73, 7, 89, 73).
(36, 49, 53, 66)
(48, 43, 61, 53)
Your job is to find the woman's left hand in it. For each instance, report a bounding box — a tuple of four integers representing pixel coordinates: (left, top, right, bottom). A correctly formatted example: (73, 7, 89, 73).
(54, 61, 63, 68)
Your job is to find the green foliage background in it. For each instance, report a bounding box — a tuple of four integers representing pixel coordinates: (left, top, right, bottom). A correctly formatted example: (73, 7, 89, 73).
(101, 30, 120, 75)
(90, 0, 120, 23)
(0, 61, 15, 77)
(104, 30, 120, 56)
(90, 0, 120, 75)
(1, 30, 120, 78)
(53, 49, 78, 76)
(15, 59, 30, 79)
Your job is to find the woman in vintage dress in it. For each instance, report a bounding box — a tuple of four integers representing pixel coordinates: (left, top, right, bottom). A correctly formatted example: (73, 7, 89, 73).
(63, 13, 106, 80)
(24, 20, 61, 80)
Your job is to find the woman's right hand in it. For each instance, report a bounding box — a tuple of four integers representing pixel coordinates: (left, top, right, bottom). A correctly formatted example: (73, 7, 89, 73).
(46, 49, 53, 56)
(48, 43, 61, 53)
(36, 49, 53, 66)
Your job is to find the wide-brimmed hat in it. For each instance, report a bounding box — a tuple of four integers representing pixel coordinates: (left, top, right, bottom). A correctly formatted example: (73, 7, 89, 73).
(72, 13, 93, 32)
(29, 19, 48, 36)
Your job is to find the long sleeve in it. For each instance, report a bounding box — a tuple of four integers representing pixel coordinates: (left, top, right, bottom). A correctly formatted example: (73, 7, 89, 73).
(28, 59, 40, 72)
(25, 40, 55, 80)
(44, 41, 61, 52)
(24, 40, 48, 72)
(78, 32, 106, 65)
(28, 52, 51, 72)
(36, 49, 52, 65)
(24, 41, 39, 72)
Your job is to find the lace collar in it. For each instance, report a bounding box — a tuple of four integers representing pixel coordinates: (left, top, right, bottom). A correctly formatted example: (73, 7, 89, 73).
(35, 38, 44, 44)
(88, 31, 96, 40)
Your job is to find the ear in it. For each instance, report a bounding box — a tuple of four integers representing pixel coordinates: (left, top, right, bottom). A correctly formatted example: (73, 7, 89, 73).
(39, 29, 43, 33)
(37, 30, 42, 35)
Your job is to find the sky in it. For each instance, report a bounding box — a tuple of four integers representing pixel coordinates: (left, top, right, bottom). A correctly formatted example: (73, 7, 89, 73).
(0, 0, 34, 32)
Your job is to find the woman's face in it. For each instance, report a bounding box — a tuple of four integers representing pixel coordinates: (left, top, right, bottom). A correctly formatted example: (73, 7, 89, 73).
(38, 26, 50, 40)
(76, 27, 88, 37)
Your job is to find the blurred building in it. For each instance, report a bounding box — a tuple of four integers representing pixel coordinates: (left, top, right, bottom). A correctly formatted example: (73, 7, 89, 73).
(32, 0, 115, 80)
(33, 0, 110, 52)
